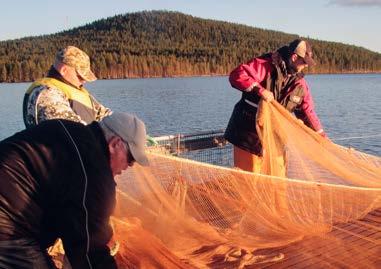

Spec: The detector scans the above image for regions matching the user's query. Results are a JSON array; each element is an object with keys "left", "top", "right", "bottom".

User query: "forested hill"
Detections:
[{"left": 1, "top": 10, "right": 381, "bottom": 82}]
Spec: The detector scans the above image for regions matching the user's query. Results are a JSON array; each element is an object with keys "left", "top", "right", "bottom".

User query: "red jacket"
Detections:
[{"left": 229, "top": 55, "right": 323, "bottom": 132}]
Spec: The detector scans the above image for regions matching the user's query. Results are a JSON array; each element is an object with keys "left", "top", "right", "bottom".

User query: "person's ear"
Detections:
[
  {"left": 108, "top": 136, "right": 121, "bottom": 154},
  {"left": 61, "top": 65, "right": 70, "bottom": 76},
  {"left": 54, "top": 62, "right": 67, "bottom": 75},
  {"left": 291, "top": 53, "right": 298, "bottom": 63}
]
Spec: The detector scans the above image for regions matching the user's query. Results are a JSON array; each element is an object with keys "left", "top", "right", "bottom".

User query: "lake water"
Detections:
[{"left": 0, "top": 74, "right": 380, "bottom": 156}]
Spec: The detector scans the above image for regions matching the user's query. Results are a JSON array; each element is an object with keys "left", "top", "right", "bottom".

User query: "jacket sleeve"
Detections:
[
  {"left": 294, "top": 81, "right": 324, "bottom": 133},
  {"left": 90, "top": 95, "right": 113, "bottom": 121},
  {"left": 58, "top": 167, "right": 117, "bottom": 268},
  {"left": 59, "top": 202, "right": 117, "bottom": 269},
  {"left": 229, "top": 58, "right": 270, "bottom": 95}
]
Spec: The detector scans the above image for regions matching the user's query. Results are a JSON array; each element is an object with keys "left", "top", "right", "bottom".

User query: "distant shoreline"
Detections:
[
  {"left": 1, "top": 71, "right": 381, "bottom": 84},
  {"left": 2, "top": 11, "right": 380, "bottom": 84}
]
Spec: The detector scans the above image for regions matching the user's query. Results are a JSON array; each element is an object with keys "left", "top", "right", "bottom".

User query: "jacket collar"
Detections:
[{"left": 47, "top": 66, "right": 83, "bottom": 90}]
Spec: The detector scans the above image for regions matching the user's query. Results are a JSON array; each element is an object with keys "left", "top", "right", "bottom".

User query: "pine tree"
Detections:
[
  {"left": 0, "top": 10, "right": 380, "bottom": 82},
  {"left": 0, "top": 64, "right": 7, "bottom": 82}
]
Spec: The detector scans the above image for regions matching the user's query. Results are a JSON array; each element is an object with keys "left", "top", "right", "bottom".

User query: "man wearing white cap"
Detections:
[
  {"left": 23, "top": 46, "right": 112, "bottom": 128},
  {"left": 0, "top": 112, "right": 148, "bottom": 268}
]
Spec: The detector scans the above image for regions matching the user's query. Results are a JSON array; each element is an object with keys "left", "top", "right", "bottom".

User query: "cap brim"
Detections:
[
  {"left": 304, "top": 56, "right": 316, "bottom": 66},
  {"left": 77, "top": 69, "right": 97, "bottom": 82},
  {"left": 129, "top": 143, "right": 150, "bottom": 166}
]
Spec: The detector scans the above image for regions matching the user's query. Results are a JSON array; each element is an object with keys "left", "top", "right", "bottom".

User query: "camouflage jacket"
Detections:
[{"left": 23, "top": 67, "right": 112, "bottom": 128}]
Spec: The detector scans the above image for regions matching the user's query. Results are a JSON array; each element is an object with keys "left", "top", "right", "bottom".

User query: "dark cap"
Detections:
[{"left": 288, "top": 39, "right": 316, "bottom": 66}]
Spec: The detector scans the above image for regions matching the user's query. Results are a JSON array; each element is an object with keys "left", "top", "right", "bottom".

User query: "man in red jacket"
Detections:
[{"left": 225, "top": 39, "right": 326, "bottom": 172}]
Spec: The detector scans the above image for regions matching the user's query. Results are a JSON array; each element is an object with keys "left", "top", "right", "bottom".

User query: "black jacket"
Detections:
[{"left": 0, "top": 120, "right": 117, "bottom": 268}]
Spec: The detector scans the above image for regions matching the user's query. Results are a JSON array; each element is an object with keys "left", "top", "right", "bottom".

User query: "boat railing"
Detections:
[
  {"left": 148, "top": 129, "right": 233, "bottom": 167},
  {"left": 148, "top": 129, "right": 381, "bottom": 167}
]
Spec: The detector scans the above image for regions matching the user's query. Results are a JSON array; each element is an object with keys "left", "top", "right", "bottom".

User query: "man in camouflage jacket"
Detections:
[{"left": 23, "top": 46, "right": 112, "bottom": 128}]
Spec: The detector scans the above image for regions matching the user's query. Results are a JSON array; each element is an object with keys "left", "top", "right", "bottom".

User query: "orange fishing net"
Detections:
[
  {"left": 53, "top": 101, "right": 381, "bottom": 268},
  {"left": 112, "top": 101, "right": 381, "bottom": 268}
]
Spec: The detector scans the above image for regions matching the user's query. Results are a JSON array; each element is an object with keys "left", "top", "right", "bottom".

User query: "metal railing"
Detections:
[
  {"left": 148, "top": 129, "right": 381, "bottom": 168},
  {"left": 148, "top": 129, "right": 233, "bottom": 167}
]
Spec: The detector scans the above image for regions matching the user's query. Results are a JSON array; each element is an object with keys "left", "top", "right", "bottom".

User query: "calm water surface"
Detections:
[{"left": 0, "top": 74, "right": 380, "bottom": 156}]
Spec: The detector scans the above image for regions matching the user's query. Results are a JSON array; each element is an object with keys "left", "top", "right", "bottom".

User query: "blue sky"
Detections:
[{"left": 0, "top": 0, "right": 380, "bottom": 52}]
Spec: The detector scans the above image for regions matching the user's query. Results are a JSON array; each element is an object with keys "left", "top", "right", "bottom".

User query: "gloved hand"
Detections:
[
  {"left": 260, "top": 89, "right": 274, "bottom": 102},
  {"left": 146, "top": 135, "right": 158, "bottom": 146},
  {"left": 317, "top": 130, "right": 331, "bottom": 142},
  {"left": 317, "top": 129, "right": 327, "bottom": 138}
]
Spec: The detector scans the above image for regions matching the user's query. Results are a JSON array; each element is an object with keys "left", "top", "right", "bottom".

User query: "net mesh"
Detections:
[
  {"left": 55, "top": 101, "right": 381, "bottom": 268},
  {"left": 112, "top": 101, "right": 381, "bottom": 268}
]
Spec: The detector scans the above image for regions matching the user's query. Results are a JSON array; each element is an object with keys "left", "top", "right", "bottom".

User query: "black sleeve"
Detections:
[
  {"left": 57, "top": 121, "right": 118, "bottom": 268},
  {"left": 58, "top": 198, "right": 117, "bottom": 269},
  {"left": 57, "top": 166, "right": 117, "bottom": 268}
]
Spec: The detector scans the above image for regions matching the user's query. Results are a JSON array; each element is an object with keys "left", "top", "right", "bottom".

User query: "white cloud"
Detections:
[{"left": 329, "top": 0, "right": 381, "bottom": 6}]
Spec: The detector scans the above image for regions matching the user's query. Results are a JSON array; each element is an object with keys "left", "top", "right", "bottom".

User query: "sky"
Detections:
[{"left": 0, "top": 0, "right": 380, "bottom": 53}]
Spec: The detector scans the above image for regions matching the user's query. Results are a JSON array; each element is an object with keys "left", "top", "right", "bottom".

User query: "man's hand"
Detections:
[
  {"left": 317, "top": 129, "right": 327, "bottom": 138},
  {"left": 317, "top": 129, "right": 331, "bottom": 141},
  {"left": 260, "top": 90, "right": 274, "bottom": 102}
]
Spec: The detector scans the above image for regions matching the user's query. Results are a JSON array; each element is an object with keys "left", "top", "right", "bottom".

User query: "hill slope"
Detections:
[{"left": 1, "top": 10, "right": 380, "bottom": 82}]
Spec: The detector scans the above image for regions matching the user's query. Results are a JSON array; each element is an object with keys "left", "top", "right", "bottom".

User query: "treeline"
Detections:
[{"left": 1, "top": 10, "right": 381, "bottom": 82}]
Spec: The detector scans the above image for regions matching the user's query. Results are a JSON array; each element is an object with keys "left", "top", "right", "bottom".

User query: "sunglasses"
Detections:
[
  {"left": 75, "top": 69, "right": 86, "bottom": 83},
  {"left": 125, "top": 143, "right": 136, "bottom": 165},
  {"left": 297, "top": 55, "right": 308, "bottom": 65}
]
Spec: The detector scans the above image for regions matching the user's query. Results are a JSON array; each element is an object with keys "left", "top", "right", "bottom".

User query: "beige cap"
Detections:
[
  {"left": 288, "top": 39, "right": 316, "bottom": 66},
  {"left": 55, "top": 46, "right": 97, "bottom": 82},
  {"left": 101, "top": 112, "right": 149, "bottom": 166}
]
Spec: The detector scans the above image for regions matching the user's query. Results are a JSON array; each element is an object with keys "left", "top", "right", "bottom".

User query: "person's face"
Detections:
[
  {"left": 108, "top": 136, "right": 136, "bottom": 177},
  {"left": 58, "top": 64, "right": 87, "bottom": 88},
  {"left": 69, "top": 67, "right": 87, "bottom": 87},
  {"left": 290, "top": 53, "right": 308, "bottom": 73}
]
